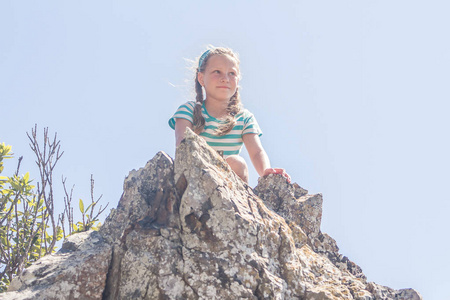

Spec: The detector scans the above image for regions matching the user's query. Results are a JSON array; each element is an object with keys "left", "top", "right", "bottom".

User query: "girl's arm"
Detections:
[
  {"left": 243, "top": 134, "right": 291, "bottom": 182},
  {"left": 174, "top": 118, "right": 193, "bottom": 147},
  {"left": 242, "top": 133, "right": 270, "bottom": 176}
]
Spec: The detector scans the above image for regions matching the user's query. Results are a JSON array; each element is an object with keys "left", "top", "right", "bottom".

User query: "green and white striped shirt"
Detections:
[{"left": 169, "top": 101, "right": 262, "bottom": 158}]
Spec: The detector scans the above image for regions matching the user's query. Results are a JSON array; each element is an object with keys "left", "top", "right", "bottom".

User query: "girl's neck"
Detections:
[{"left": 204, "top": 98, "right": 229, "bottom": 119}]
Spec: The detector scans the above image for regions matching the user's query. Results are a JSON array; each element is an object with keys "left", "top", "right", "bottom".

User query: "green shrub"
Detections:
[{"left": 0, "top": 126, "right": 108, "bottom": 292}]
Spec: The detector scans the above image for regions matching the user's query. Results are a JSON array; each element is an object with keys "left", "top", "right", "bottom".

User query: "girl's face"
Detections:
[{"left": 198, "top": 54, "right": 240, "bottom": 102}]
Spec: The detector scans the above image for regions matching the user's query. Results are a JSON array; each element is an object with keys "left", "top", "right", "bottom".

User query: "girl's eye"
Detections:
[
  {"left": 229, "top": 72, "right": 236, "bottom": 76},
  {"left": 214, "top": 70, "right": 220, "bottom": 74}
]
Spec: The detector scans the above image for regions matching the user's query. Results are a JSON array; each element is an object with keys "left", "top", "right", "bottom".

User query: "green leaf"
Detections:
[
  {"left": 79, "top": 199, "right": 84, "bottom": 214},
  {"left": 85, "top": 203, "right": 94, "bottom": 213}
]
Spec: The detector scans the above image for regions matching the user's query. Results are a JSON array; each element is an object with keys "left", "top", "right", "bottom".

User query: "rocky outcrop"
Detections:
[
  {"left": 1, "top": 128, "right": 422, "bottom": 299},
  {"left": 254, "top": 175, "right": 365, "bottom": 280},
  {"left": 4, "top": 231, "right": 111, "bottom": 300}
]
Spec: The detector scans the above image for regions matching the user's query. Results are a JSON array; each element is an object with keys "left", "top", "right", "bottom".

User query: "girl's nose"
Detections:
[{"left": 221, "top": 74, "right": 229, "bottom": 82}]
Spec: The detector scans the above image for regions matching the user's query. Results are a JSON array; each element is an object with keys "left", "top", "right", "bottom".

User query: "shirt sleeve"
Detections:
[
  {"left": 242, "top": 110, "right": 263, "bottom": 137},
  {"left": 168, "top": 102, "right": 195, "bottom": 130}
]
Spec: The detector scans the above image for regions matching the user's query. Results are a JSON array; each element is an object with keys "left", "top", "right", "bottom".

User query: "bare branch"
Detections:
[
  {"left": 14, "top": 156, "right": 23, "bottom": 177},
  {"left": 61, "top": 176, "right": 74, "bottom": 236}
]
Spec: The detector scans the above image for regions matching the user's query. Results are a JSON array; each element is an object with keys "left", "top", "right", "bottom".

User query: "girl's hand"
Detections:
[{"left": 263, "top": 168, "right": 291, "bottom": 183}]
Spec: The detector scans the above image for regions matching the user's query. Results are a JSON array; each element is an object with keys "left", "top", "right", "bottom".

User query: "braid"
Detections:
[
  {"left": 193, "top": 71, "right": 206, "bottom": 134},
  {"left": 215, "top": 88, "right": 242, "bottom": 136}
]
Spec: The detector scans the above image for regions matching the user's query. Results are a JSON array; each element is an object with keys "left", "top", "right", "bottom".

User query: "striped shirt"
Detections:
[{"left": 169, "top": 101, "right": 262, "bottom": 158}]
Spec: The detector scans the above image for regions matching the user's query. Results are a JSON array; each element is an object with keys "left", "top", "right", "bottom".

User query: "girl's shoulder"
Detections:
[
  {"left": 236, "top": 107, "right": 256, "bottom": 121},
  {"left": 173, "top": 101, "right": 197, "bottom": 114},
  {"left": 179, "top": 101, "right": 196, "bottom": 110}
]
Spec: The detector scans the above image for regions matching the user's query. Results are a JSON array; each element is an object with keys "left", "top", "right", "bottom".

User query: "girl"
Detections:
[{"left": 169, "top": 46, "right": 290, "bottom": 184}]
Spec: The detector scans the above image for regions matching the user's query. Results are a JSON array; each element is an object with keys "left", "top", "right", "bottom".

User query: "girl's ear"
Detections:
[{"left": 197, "top": 72, "right": 204, "bottom": 87}]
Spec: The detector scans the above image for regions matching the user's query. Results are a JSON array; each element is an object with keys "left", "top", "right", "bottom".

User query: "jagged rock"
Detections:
[
  {"left": 254, "top": 175, "right": 365, "bottom": 279},
  {"left": 2, "top": 128, "right": 422, "bottom": 299},
  {"left": 366, "top": 283, "right": 423, "bottom": 300},
  {"left": 2, "top": 231, "right": 111, "bottom": 300}
]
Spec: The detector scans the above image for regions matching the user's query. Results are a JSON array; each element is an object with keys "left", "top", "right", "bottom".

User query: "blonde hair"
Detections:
[{"left": 193, "top": 47, "right": 242, "bottom": 136}]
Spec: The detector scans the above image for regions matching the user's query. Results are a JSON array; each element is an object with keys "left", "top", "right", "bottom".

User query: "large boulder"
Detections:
[
  {"left": 2, "top": 128, "right": 422, "bottom": 300},
  {"left": 4, "top": 231, "right": 111, "bottom": 300}
]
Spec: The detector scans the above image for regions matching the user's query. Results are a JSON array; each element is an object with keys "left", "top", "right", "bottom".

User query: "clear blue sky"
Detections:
[{"left": 1, "top": 1, "right": 449, "bottom": 299}]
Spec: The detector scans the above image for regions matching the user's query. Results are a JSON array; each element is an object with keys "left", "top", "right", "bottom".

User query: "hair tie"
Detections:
[
  {"left": 198, "top": 49, "right": 211, "bottom": 70},
  {"left": 195, "top": 101, "right": 202, "bottom": 106}
]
